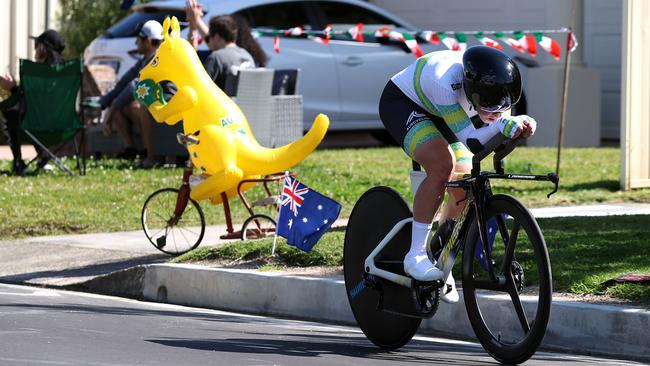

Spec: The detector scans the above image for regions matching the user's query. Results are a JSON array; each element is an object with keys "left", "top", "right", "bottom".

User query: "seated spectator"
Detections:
[
  {"left": 97, "top": 20, "right": 164, "bottom": 169},
  {"left": 185, "top": 1, "right": 255, "bottom": 89},
  {"left": 0, "top": 29, "right": 65, "bottom": 175}
]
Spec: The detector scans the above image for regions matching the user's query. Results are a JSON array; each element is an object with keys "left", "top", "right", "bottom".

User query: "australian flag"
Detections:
[
  {"left": 277, "top": 176, "right": 341, "bottom": 252},
  {"left": 475, "top": 216, "right": 498, "bottom": 271}
]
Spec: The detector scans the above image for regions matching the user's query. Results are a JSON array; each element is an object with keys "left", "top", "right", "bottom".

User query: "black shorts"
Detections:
[{"left": 378, "top": 80, "right": 446, "bottom": 158}]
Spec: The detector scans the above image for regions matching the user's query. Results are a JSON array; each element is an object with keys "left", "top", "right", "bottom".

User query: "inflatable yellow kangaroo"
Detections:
[{"left": 137, "top": 17, "right": 329, "bottom": 203}]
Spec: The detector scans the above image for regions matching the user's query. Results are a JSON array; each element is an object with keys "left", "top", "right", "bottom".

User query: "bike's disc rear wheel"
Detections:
[
  {"left": 344, "top": 186, "right": 421, "bottom": 350},
  {"left": 462, "top": 194, "right": 552, "bottom": 364},
  {"left": 142, "top": 188, "right": 206, "bottom": 255}
]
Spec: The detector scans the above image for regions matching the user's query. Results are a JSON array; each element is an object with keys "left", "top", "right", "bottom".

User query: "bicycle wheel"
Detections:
[
  {"left": 462, "top": 194, "right": 552, "bottom": 364},
  {"left": 141, "top": 188, "right": 206, "bottom": 255},
  {"left": 241, "top": 214, "right": 276, "bottom": 240},
  {"left": 344, "top": 186, "right": 421, "bottom": 350}
]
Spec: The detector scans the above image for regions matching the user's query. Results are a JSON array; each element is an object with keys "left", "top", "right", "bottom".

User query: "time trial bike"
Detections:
[{"left": 344, "top": 134, "right": 559, "bottom": 364}]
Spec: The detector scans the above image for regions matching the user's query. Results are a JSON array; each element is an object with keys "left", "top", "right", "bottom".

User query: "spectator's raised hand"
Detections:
[
  {"left": 0, "top": 73, "right": 16, "bottom": 91},
  {"left": 185, "top": 0, "right": 203, "bottom": 27}
]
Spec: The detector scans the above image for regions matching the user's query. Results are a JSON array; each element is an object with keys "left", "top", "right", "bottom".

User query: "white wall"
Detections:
[
  {"left": 584, "top": 0, "right": 622, "bottom": 141},
  {"left": 620, "top": 0, "right": 650, "bottom": 189},
  {"left": 1, "top": 0, "right": 61, "bottom": 80}
]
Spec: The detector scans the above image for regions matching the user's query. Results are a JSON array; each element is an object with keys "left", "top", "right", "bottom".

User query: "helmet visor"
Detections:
[
  {"left": 477, "top": 95, "right": 513, "bottom": 113},
  {"left": 474, "top": 86, "right": 515, "bottom": 113}
]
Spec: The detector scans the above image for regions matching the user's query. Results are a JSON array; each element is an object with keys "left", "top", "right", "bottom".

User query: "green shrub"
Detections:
[{"left": 56, "top": 0, "right": 131, "bottom": 58}]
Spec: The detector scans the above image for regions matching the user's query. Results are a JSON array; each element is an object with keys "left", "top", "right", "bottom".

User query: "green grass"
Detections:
[
  {"left": 174, "top": 216, "right": 650, "bottom": 303},
  {"left": 0, "top": 146, "right": 649, "bottom": 240},
  {"left": 172, "top": 229, "right": 345, "bottom": 268},
  {"left": 1, "top": 147, "right": 649, "bottom": 302},
  {"left": 540, "top": 215, "right": 650, "bottom": 302}
]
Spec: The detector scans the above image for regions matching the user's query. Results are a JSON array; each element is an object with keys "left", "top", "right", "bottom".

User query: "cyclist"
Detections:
[{"left": 379, "top": 45, "right": 536, "bottom": 303}]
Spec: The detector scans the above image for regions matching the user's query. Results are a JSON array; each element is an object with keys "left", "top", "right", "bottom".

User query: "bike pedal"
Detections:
[{"left": 156, "top": 235, "right": 167, "bottom": 249}]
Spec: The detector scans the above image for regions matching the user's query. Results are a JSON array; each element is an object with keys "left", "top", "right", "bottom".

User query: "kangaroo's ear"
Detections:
[
  {"left": 162, "top": 17, "right": 172, "bottom": 47},
  {"left": 171, "top": 16, "right": 181, "bottom": 38}
]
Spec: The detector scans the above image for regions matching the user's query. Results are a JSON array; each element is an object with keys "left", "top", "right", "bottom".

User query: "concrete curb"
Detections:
[{"left": 140, "top": 263, "right": 650, "bottom": 362}]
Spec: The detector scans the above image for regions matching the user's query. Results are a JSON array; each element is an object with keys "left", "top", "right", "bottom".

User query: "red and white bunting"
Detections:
[
  {"left": 475, "top": 32, "right": 503, "bottom": 50},
  {"left": 515, "top": 32, "right": 538, "bottom": 57},
  {"left": 439, "top": 33, "right": 460, "bottom": 51},
  {"left": 257, "top": 26, "right": 574, "bottom": 62},
  {"left": 285, "top": 26, "right": 303, "bottom": 36},
  {"left": 568, "top": 31, "right": 579, "bottom": 53},
  {"left": 495, "top": 32, "right": 525, "bottom": 53},
  {"left": 420, "top": 30, "right": 440, "bottom": 45},
  {"left": 535, "top": 32, "right": 561, "bottom": 60},
  {"left": 402, "top": 32, "right": 424, "bottom": 58},
  {"left": 308, "top": 25, "right": 332, "bottom": 45},
  {"left": 348, "top": 23, "right": 364, "bottom": 42}
]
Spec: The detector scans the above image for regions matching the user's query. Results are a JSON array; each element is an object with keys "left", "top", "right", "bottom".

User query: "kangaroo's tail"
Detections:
[{"left": 239, "top": 114, "right": 329, "bottom": 174}]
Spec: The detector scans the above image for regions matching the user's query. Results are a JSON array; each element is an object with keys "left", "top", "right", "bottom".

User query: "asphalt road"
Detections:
[{"left": 0, "top": 284, "right": 642, "bottom": 366}]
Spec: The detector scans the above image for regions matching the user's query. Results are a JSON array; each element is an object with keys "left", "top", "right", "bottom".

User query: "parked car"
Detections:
[{"left": 84, "top": 0, "right": 440, "bottom": 131}]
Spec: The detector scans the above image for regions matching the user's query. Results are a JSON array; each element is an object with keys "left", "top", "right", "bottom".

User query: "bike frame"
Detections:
[{"left": 364, "top": 135, "right": 559, "bottom": 289}]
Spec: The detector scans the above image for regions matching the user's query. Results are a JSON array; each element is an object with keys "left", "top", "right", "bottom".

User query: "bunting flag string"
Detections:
[{"left": 254, "top": 26, "right": 577, "bottom": 60}]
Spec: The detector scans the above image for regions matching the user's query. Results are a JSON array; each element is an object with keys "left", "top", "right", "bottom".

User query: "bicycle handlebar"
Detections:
[{"left": 471, "top": 134, "right": 524, "bottom": 176}]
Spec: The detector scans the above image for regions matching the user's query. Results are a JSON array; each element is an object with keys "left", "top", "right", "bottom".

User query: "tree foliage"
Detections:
[{"left": 56, "top": 0, "right": 131, "bottom": 58}]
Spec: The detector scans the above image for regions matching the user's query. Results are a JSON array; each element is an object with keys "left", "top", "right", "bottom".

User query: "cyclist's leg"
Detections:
[
  {"left": 407, "top": 138, "right": 453, "bottom": 281},
  {"left": 379, "top": 81, "right": 448, "bottom": 281},
  {"left": 436, "top": 146, "right": 472, "bottom": 302}
]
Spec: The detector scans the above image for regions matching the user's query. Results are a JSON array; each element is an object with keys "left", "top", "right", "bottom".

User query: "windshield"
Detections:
[{"left": 104, "top": 9, "right": 186, "bottom": 38}]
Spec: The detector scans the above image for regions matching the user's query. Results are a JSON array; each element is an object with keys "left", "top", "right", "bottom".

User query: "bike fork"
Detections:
[{"left": 170, "top": 163, "right": 193, "bottom": 225}]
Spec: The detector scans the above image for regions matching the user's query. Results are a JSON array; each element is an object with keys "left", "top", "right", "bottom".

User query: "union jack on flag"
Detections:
[
  {"left": 277, "top": 176, "right": 342, "bottom": 252},
  {"left": 281, "top": 176, "right": 309, "bottom": 216}
]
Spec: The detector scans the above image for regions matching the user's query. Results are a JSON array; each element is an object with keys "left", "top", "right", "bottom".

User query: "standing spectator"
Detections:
[
  {"left": 0, "top": 30, "right": 65, "bottom": 175},
  {"left": 96, "top": 20, "right": 165, "bottom": 168},
  {"left": 232, "top": 14, "right": 267, "bottom": 67},
  {"left": 185, "top": 1, "right": 256, "bottom": 89}
]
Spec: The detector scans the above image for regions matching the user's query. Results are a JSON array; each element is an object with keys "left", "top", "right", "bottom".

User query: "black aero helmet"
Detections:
[{"left": 462, "top": 45, "right": 521, "bottom": 113}]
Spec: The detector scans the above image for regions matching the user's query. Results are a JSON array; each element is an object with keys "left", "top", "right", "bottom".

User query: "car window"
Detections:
[
  {"left": 319, "top": 2, "right": 396, "bottom": 26},
  {"left": 316, "top": 2, "right": 406, "bottom": 42},
  {"left": 104, "top": 9, "right": 186, "bottom": 38},
  {"left": 235, "top": 2, "right": 313, "bottom": 30}
]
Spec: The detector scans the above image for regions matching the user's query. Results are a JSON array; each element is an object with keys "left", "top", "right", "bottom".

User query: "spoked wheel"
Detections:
[
  {"left": 344, "top": 186, "right": 421, "bottom": 350},
  {"left": 241, "top": 214, "right": 276, "bottom": 240},
  {"left": 462, "top": 194, "right": 552, "bottom": 364},
  {"left": 141, "top": 188, "right": 206, "bottom": 255}
]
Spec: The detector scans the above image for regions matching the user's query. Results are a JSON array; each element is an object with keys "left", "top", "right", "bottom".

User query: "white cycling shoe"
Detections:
[
  {"left": 441, "top": 273, "right": 459, "bottom": 304},
  {"left": 404, "top": 251, "right": 444, "bottom": 282}
]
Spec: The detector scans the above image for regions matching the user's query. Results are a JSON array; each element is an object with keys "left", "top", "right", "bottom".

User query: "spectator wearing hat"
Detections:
[
  {"left": 97, "top": 20, "right": 166, "bottom": 168},
  {"left": 0, "top": 29, "right": 66, "bottom": 175}
]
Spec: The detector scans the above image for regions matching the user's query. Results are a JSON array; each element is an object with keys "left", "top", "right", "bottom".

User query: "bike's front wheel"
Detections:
[
  {"left": 141, "top": 188, "right": 206, "bottom": 255},
  {"left": 462, "top": 194, "right": 552, "bottom": 364}
]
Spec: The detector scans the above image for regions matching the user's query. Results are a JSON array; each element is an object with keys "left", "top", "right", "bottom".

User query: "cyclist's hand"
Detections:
[
  {"left": 499, "top": 115, "right": 536, "bottom": 139},
  {"left": 513, "top": 115, "right": 536, "bottom": 138}
]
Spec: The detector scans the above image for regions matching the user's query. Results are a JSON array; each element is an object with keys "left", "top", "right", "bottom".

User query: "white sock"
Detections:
[
  {"left": 411, "top": 220, "right": 432, "bottom": 251},
  {"left": 404, "top": 220, "right": 444, "bottom": 281}
]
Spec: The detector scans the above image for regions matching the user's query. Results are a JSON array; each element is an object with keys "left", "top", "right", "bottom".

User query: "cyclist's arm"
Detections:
[{"left": 457, "top": 115, "right": 537, "bottom": 153}]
